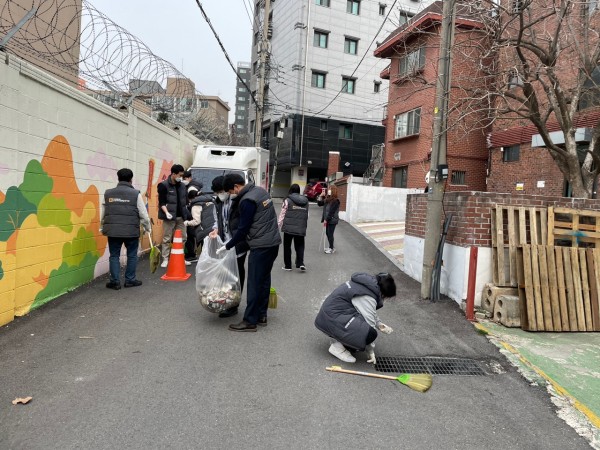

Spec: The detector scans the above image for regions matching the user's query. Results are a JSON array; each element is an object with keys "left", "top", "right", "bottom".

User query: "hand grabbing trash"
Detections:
[
  {"left": 366, "top": 343, "right": 376, "bottom": 364},
  {"left": 378, "top": 323, "right": 393, "bottom": 334},
  {"left": 165, "top": 212, "right": 173, "bottom": 220},
  {"left": 216, "top": 245, "right": 227, "bottom": 254}
]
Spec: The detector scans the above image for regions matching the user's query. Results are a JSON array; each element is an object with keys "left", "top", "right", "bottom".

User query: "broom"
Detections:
[{"left": 326, "top": 365, "right": 432, "bottom": 393}]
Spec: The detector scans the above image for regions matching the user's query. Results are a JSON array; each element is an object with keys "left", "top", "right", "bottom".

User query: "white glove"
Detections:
[
  {"left": 183, "top": 220, "right": 189, "bottom": 227},
  {"left": 216, "top": 245, "right": 227, "bottom": 254},
  {"left": 366, "top": 343, "right": 376, "bottom": 364},
  {"left": 378, "top": 323, "right": 393, "bottom": 334},
  {"left": 165, "top": 212, "right": 173, "bottom": 220}
]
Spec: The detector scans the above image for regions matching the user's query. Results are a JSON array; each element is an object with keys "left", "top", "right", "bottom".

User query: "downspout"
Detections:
[{"left": 299, "top": 0, "right": 311, "bottom": 166}]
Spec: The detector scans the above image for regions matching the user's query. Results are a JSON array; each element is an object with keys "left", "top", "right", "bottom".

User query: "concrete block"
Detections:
[
  {"left": 481, "top": 283, "right": 518, "bottom": 314},
  {"left": 493, "top": 295, "right": 521, "bottom": 328}
]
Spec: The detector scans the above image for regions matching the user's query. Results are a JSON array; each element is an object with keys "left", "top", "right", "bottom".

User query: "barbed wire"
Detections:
[{"left": 0, "top": 0, "right": 230, "bottom": 140}]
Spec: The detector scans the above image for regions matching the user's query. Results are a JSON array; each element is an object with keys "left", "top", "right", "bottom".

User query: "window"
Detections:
[
  {"left": 199, "top": 100, "right": 209, "bottom": 109},
  {"left": 508, "top": 69, "right": 523, "bottom": 88},
  {"left": 397, "top": 11, "right": 412, "bottom": 26},
  {"left": 503, "top": 145, "right": 520, "bottom": 162},
  {"left": 451, "top": 170, "right": 466, "bottom": 185},
  {"left": 379, "top": 3, "right": 387, "bottom": 15},
  {"left": 374, "top": 81, "right": 381, "bottom": 93},
  {"left": 320, "top": 120, "right": 328, "bottom": 131},
  {"left": 237, "top": 124, "right": 244, "bottom": 129},
  {"left": 316, "top": 0, "right": 330, "bottom": 6},
  {"left": 239, "top": 69, "right": 247, "bottom": 74},
  {"left": 254, "top": 32, "right": 259, "bottom": 46},
  {"left": 250, "top": 120, "right": 255, "bottom": 131},
  {"left": 314, "top": 30, "right": 329, "bottom": 48},
  {"left": 399, "top": 47, "right": 425, "bottom": 77},
  {"left": 311, "top": 71, "right": 326, "bottom": 88},
  {"left": 238, "top": 87, "right": 247, "bottom": 92},
  {"left": 238, "top": 115, "right": 245, "bottom": 120},
  {"left": 393, "top": 167, "right": 408, "bottom": 188},
  {"left": 339, "top": 124, "right": 353, "bottom": 139},
  {"left": 238, "top": 96, "right": 245, "bottom": 101},
  {"left": 579, "top": 66, "right": 600, "bottom": 110},
  {"left": 342, "top": 77, "right": 356, "bottom": 94},
  {"left": 344, "top": 37, "right": 358, "bottom": 55},
  {"left": 253, "top": 61, "right": 258, "bottom": 74},
  {"left": 347, "top": 0, "right": 360, "bottom": 15},
  {"left": 239, "top": 105, "right": 246, "bottom": 111},
  {"left": 394, "top": 108, "right": 421, "bottom": 138},
  {"left": 512, "top": 0, "right": 524, "bottom": 13}
]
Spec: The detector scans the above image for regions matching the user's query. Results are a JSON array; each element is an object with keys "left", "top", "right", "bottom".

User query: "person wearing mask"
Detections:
[
  {"left": 278, "top": 184, "right": 309, "bottom": 271},
  {"left": 314, "top": 272, "right": 397, "bottom": 363},
  {"left": 209, "top": 175, "right": 249, "bottom": 318},
  {"left": 216, "top": 174, "right": 281, "bottom": 331},
  {"left": 318, "top": 184, "right": 340, "bottom": 254},
  {"left": 157, "top": 164, "right": 191, "bottom": 268},
  {"left": 183, "top": 170, "right": 203, "bottom": 192},
  {"left": 184, "top": 186, "right": 215, "bottom": 260},
  {"left": 101, "top": 168, "right": 151, "bottom": 290}
]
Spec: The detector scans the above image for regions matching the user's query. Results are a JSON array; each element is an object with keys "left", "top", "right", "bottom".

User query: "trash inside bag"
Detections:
[{"left": 196, "top": 236, "right": 241, "bottom": 313}]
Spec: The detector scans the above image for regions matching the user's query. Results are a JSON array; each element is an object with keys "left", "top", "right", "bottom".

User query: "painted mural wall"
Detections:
[{"left": 0, "top": 55, "right": 200, "bottom": 326}]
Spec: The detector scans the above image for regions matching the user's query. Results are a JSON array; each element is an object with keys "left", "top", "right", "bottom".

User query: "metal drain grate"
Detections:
[{"left": 375, "top": 357, "right": 487, "bottom": 376}]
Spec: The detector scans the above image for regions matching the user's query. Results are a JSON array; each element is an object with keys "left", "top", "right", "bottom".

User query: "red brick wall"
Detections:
[
  {"left": 406, "top": 191, "right": 600, "bottom": 247},
  {"left": 332, "top": 177, "right": 349, "bottom": 212},
  {"left": 382, "top": 27, "right": 489, "bottom": 192},
  {"left": 327, "top": 152, "right": 340, "bottom": 178},
  {"left": 487, "top": 144, "right": 565, "bottom": 196}
]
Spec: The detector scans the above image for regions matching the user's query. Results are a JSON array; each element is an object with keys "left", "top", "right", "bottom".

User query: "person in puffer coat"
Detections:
[
  {"left": 315, "top": 272, "right": 396, "bottom": 364},
  {"left": 278, "top": 184, "right": 309, "bottom": 271}
]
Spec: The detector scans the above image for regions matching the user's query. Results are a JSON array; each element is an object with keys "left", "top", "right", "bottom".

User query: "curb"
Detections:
[
  {"left": 350, "top": 222, "right": 405, "bottom": 272},
  {"left": 473, "top": 322, "right": 600, "bottom": 430}
]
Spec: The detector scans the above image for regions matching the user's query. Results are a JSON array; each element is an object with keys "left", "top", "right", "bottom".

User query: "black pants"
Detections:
[
  {"left": 185, "top": 225, "right": 196, "bottom": 258},
  {"left": 243, "top": 245, "right": 279, "bottom": 325},
  {"left": 283, "top": 233, "right": 305, "bottom": 268},
  {"left": 326, "top": 223, "right": 337, "bottom": 249},
  {"left": 237, "top": 252, "right": 247, "bottom": 294}
]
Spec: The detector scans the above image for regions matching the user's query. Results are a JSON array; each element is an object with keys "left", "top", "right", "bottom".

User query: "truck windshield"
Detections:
[{"left": 190, "top": 168, "right": 245, "bottom": 193}]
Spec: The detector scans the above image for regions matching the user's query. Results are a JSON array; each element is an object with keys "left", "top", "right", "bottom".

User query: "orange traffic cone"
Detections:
[{"left": 161, "top": 229, "right": 191, "bottom": 281}]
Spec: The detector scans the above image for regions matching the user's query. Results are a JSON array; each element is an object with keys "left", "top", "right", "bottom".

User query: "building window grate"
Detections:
[
  {"left": 375, "top": 356, "right": 487, "bottom": 376},
  {"left": 451, "top": 170, "right": 466, "bottom": 185}
]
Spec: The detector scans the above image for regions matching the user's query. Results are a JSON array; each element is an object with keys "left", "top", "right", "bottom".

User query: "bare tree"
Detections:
[
  {"left": 184, "top": 108, "right": 230, "bottom": 145},
  {"left": 461, "top": 0, "right": 600, "bottom": 198}
]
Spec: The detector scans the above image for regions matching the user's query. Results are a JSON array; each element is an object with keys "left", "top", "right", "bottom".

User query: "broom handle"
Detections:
[
  {"left": 326, "top": 366, "right": 398, "bottom": 380},
  {"left": 147, "top": 231, "right": 154, "bottom": 249}
]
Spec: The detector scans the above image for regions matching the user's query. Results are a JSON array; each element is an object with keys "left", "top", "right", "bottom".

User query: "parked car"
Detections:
[{"left": 305, "top": 181, "right": 327, "bottom": 201}]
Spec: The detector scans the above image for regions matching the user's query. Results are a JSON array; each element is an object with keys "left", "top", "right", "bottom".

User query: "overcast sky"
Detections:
[{"left": 91, "top": 0, "right": 253, "bottom": 119}]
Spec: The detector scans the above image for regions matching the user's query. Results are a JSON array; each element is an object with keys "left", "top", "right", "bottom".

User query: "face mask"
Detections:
[
  {"left": 217, "top": 193, "right": 229, "bottom": 202},
  {"left": 182, "top": 180, "right": 190, "bottom": 186},
  {"left": 175, "top": 177, "right": 183, "bottom": 183},
  {"left": 230, "top": 193, "right": 238, "bottom": 200}
]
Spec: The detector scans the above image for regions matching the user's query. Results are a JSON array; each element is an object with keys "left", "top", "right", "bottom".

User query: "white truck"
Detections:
[{"left": 189, "top": 145, "right": 270, "bottom": 192}]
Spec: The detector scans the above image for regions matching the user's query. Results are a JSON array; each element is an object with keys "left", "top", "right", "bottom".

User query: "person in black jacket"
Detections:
[
  {"left": 184, "top": 187, "right": 215, "bottom": 260},
  {"left": 318, "top": 184, "right": 340, "bottom": 254},
  {"left": 315, "top": 272, "right": 396, "bottom": 364},
  {"left": 278, "top": 184, "right": 309, "bottom": 271},
  {"left": 101, "top": 168, "right": 151, "bottom": 289},
  {"left": 209, "top": 175, "right": 249, "bottom": 318}
]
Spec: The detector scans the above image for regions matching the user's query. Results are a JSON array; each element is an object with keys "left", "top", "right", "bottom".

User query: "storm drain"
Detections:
[{"left": 375, "top": 357, "right": 487, "bottom": 376}]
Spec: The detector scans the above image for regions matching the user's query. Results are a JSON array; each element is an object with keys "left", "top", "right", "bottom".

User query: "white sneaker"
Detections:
[
  {"left": 324, "top": 248, "right": 331, "bottom": 254},
  {"left": 160, "top": 259, "right": 168, "bottom": 268},
  {"left": 330, "top": 248, "right": 336, "bottom": 254},
  {"left": 328, "top": 342, "right": 356, "bottom": 363}
]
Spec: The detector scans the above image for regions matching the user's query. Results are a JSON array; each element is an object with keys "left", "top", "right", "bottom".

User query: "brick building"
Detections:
[
  {"left": 374, "top": 2, "right": 489, "bottom": 192},
  {"left": 486, "top": 1, "right": 600, "bottom": 198}
]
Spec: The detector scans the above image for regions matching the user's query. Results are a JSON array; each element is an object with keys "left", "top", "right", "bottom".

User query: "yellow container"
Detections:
[{"left": 268, "top": 287, "right": 278, "bottom": 309}]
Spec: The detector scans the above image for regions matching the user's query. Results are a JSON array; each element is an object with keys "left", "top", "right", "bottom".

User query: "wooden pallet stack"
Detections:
[{"left": 491, "top": 205, "right": 600, "bottom": 332}]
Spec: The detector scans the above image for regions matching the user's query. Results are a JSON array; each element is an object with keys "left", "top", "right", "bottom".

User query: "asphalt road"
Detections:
[{"left": 0, "top": 202, "right": 590, "bottom": 449}]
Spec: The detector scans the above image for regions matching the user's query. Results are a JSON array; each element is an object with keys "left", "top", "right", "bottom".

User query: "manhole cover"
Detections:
[{"left": 375, "top": 357, "right": 487, "bottom": 376}]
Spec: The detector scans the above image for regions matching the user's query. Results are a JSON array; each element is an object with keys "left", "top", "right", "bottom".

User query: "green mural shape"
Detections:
[
  {"left": 37, "top": 193, "right": 73, "bottom": 233},
  {"left": 19, "top": 160, "right": 53, "bottom": 207},
  {"left": 0, "top": 186, "right": 37, "bottom": 242},
  {"left": 32, "top": 251, "right": 99, "bottom": 310},
  {"left": 62, "top": 227, "right": 99, "bottom": 266},
  {"left": 0, "top": 259, "right": 3, "bottom": 281}
]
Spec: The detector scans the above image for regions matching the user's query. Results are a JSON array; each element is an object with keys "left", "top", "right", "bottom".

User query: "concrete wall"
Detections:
[
  {"left": 339, "top": 179, "right": 422, "bottom": 223},
  {"left": 0, "top": 53, "right": 200, "bottom": 326}
]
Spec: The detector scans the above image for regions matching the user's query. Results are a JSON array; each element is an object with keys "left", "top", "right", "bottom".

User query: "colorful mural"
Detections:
[{"left": 0, "top": 136, "right": 105, "bottom": 324}]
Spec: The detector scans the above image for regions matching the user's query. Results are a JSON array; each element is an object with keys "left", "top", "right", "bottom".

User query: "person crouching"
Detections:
[{"left": 315, "top": 272, "right": 396, "bottom": 364}]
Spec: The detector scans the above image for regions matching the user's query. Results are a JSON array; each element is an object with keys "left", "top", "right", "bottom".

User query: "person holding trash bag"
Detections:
[
  {"left": 101, "top": 168, "right": 151, "bottom": 290},
  {"left": 157, "top": 164, "right": 191, "bottom": 268},
  {"left": 209, "top": 175, "right": 249, "bottom": 319},
  {"left": 278, "top": 184, "right": 309, "bottom": 271},
  {"left": 314, "top": 272, "right": 396, "bottom": 363},
  {"left": 215, "top": 173, "right": 281, "bottom": 332},
  {"left": 184, "top": 186, "right": 215, "bottom": 260},
  {"left": 318, "top": 185, "right": 340, "bottom": 254}
]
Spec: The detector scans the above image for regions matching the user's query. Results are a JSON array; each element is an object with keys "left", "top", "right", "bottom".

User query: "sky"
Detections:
[{"left": 90, "top": 0, "right": 254, "bottom": 121}]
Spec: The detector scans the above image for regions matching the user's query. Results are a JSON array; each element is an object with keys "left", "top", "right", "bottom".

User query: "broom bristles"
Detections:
[{"left": 397, "top": 373, "right": 432, "bottom": 393}]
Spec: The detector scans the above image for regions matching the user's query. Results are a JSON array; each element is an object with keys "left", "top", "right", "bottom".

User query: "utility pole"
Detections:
[
  {"left": 269, "top": 114, "right": 286, "bottom": 194},
  {"left": 421, "top": 0, "right": 456, "bottom": 299},
  {"left": 254, "top": 0, "right": 271, "bottom": 147}
]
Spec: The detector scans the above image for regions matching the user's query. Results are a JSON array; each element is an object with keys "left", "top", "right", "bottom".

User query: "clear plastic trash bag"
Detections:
[{"left": 196, "top": 236, "right": 241, "bottom": 313}]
